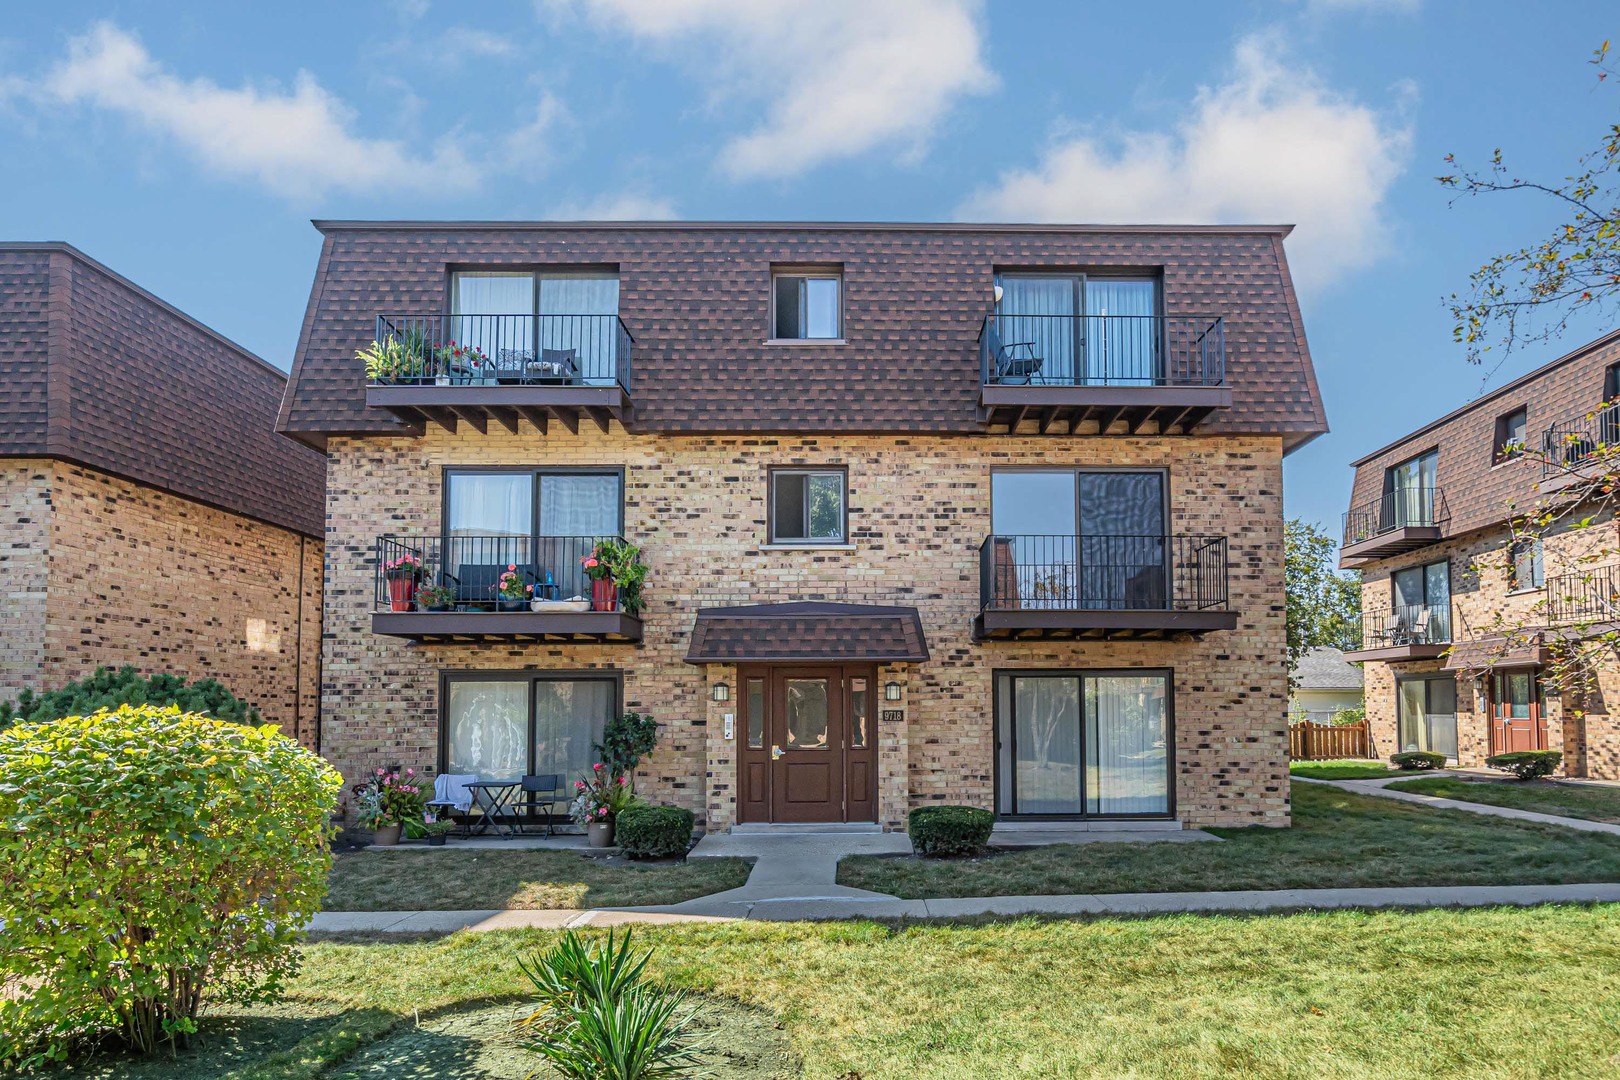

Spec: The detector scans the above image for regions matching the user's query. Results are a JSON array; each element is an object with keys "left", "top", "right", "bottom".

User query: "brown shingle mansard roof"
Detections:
[
  {"left": 685, "top": 602, "right": 930, "bottom": 664},
  {"left": 0, "top": 242, "right": 325, "bottom": 538},
  {"left": 276, "top": 220, "right": 1328, "bottom": 450}
]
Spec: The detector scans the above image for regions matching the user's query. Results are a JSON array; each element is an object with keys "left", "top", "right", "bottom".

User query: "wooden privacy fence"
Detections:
[{"left": 1289, "top": 719, "right": 1371, "bottom": 760}]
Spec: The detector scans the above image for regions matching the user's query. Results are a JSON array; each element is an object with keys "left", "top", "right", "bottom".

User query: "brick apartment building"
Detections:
[
  {"left": 277, "top": 221, "right": 1326, "bottom": 830},
  {"left": 1342, "top": 328, "right": 1620, "bottom": 779},
  {"left": 0, "top": 242, "right": 325, "bottom": 742}
]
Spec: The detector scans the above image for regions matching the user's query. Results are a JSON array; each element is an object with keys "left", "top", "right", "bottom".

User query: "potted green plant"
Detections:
[
  {"left": 570, "top": 763, "right": 638, "bottom": 847},
  {"left": 415, "top": 582, "right": 455, "bottom": 612},
  {"left": 580, "top": 539, "right": 647, "bottom": 614},
  {"left": 421, "top": 809, "right": 456, "bottom": 846},
  {"left": 352, "top": 767, "right": 427, "bottom": 846},
  {"left": 383, "top": 553, "right": 424, "bottom": 611},
  {"left": 493, "top": 565, "right": 530, "bottom": 612}
]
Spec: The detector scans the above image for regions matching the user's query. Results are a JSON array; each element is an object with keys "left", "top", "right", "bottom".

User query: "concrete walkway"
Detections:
[
  {"left": 308, "top": 880, "right": 1620, "bottom": 933},
  {"left": 1294, "top": 773, "right": 1620, "bottom": 836}
]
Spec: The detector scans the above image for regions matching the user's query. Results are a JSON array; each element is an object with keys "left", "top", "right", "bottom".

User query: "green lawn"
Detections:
[
  {"left": 1388, "top": 776, "right": 1620, "bottom": 824},
  {"left": 323, "top": 848, "right": 752, "bottom": 911},
  {"left": 1289, "top": 759, "right": 1398, "bottom": 780},
  {"left": 57, "top": 906, "right": 1620, "bottom": 1079},
  {"left": 837, "top": 781, "right": 1620, "bottom": 899}
]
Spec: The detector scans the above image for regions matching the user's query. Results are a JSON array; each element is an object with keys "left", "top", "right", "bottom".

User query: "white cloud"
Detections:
[
  {"left": 439, "top": 27, "right": 520, "bottom": 61},
  {"left": 957, "top": 34, "right": 1412, "bottom": 289},
  {"left": 547, "top": 192, "right": 680, "bottom": 219},
  {"left": 502, "top": 90, "right": 569, "bottom": 169},
  {"left": 566, "top": 0, "right": 995, "bottom": 179},
  {"left": 1306, "top": 0, "right": 1420, "bottom": 12},
  {"left": 24, "top": 22, "right": 479, "bottom": 199}
]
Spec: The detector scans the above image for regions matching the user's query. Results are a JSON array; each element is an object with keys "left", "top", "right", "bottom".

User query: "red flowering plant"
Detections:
[
  {"left": 435, "top": 339, "right": 488, "bottom": 377},
  {"left": 568, "top": 762, "right": 638, "bottom": 825},
  {"left": 383, "top": 553, "right": 424, "bottom": 580}
]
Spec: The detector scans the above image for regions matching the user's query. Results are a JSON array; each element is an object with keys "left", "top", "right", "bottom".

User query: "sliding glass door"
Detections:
[
  {"left": 996, "top": 671, "right": 1172, "bottom": 817},
  {"left": 994, "top": 274, "right": 1162, "bottom": 385},
  {"left": 444, "top": 673, "right": 617, "bottom": 786},
  {"left": 1397, "top": 676, "right": 1457, "bottom": 761},
  {"left": 1383, "top": 450, "right": 1438, "bottom": 530}
]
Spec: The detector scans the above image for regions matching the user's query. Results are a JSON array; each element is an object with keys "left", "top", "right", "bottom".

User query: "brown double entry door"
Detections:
[{"left": 737, "top": 665, "right": 877, "bottom": 824}]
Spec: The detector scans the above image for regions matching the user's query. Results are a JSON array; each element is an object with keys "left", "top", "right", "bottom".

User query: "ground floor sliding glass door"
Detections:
[
  {"left": 441, "top": 672, "right": 618, "bottom": 787},
  {"left": 994, "top": 670, "right": 1173, "bottom": 817},
  {"left": 1396, "top": 675, "right": 1458, "bottom": 761}
]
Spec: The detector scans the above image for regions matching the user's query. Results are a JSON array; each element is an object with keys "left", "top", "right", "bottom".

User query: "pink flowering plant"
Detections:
[
  {"left": 494, "top": 564, "right": 531, "bottom": 601},
  {"left": 568, "top": 762, "right": 639, "bottom": 825},
  {"left": 383, "top": 553, "right": 424, "bottom": 580},
  {"left": 351, "top": 767, "right": 427, "bottom": 829}
]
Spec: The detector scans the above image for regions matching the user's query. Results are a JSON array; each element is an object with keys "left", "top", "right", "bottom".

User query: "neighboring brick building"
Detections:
[
  {"left": 278, "top": 221, "right": 1326, "bottom": 829},
  {"left": 1342, "top": 328, "right": 1620, "bottom": 779},
  {"left": 0, "top": 242, "right": 325, "bottom": 743}
]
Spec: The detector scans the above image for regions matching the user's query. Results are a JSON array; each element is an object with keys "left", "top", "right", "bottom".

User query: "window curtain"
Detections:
[
  {"left": 1012, "top": 676, "right": 1083, "bottom": 814},
  {"left": 1084, "top": 279, "right": 1159, "bottom": 385},
  {"left": 534, "top": 680, "right": 614, "bottom": 783},
  {"left": 447, "top": 474, "right": 533, "bottom": 584},
  {"left": 997, "top": 276, "right": 1077, "bottom": 383},
  {"left": 1085, "top": 675, "right": 1168, "bottom": 814},
  {"left": 446, "top": 681, "right": 529, "bottom": 781},
  {"left": 539, "top": 275, "right": 620, "bottom": 384},
  {"left": 453, "top": 273, "right": 535, "bottom": 363},
  {"left": 539, "top": 474, "right": 621, "bottom": 596}
]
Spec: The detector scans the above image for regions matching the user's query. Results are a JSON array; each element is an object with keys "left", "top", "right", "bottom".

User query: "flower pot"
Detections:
[
  {"left": 373, "top": 823, "right": 402, "bottom": 847},
  {"left": 426, "top": 832, "right": 448, "bottom": 847},
  {"left": 587, "top": 821, "right": 615, "bottom": 848},
  {"left": 434, "top": 375, "right": 451, "bottom": 387},
  {"left": 387, "top": 577, "right": 416, "bottom": 612},
  {"left": 420, "top": 603, "right": 451, "bottom": 613},
  {"left": 497, "top": 598, "right": 525, "bottom": 613},
  {"left": 591, "top": 579, "right": 618, "bottom": 612}
]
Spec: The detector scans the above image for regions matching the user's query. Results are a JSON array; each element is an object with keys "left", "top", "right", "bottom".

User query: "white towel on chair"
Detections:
[{"left": 433, "top": 772, "right": 478, "bottom": 812}]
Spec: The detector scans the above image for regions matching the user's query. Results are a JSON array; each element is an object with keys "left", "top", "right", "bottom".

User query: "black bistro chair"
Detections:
[
  {"left": 985, "top": 319, "right": 1044, "bottom": 384},
  {"left": 516, "top": 773, "right": 568, "bottom": 835}
]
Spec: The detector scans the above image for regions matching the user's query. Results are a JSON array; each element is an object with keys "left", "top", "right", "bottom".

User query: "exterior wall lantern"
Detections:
[
  {"left": 884, "top": 681, "right": 903, "bottom": 702},
  {"left": 712, "top": 682, "right": 730, "bottom": 703}
]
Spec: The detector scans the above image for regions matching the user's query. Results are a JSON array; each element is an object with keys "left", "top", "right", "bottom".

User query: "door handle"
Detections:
[{"left": 771, "top": 745, "right": 784, "bottom": 760}]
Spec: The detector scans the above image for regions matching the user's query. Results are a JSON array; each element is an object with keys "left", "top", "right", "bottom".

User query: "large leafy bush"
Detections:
[
  {"left": 909, "top": 805, "right": 995, "bottom": 857},
  {"left": 0, "top": 705, "right": 341, "bottom": 1068},
  {"left": 1486, "top": 750, "right": 1562, "bottom": 781},
  {"left": 615, "top": 805, "right": 695, "bottom": 859},
  {"left": 0, "top": 665, "right": 260, "bottom": 729}
]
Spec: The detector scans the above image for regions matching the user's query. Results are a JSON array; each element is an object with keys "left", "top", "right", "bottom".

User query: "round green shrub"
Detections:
[
  {"left": 615, "top": 804, "right": 695, "bottom": 859},
  {"left": 0, "top": 705, "right": 341, "bottom": 1068},
  {"left": 1485, "top": 750, "right": 1562, "bottom": 781},
  {"left": 908, "top": 805, "right": 995, "bottom": 857},
  {"left": 1390, "top": 751, "right": 1447, "bottom": 771},
  {"left": 0, "top": 665, "right": 260, "bottom": 730}
]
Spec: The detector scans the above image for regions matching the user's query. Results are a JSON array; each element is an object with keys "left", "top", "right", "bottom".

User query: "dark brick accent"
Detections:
[
  {"left": 276, "top": 222, "right": 1327, "bottom": 449},
  {"left": 0, "top": 243, "right": 325, "bottom": 538}
]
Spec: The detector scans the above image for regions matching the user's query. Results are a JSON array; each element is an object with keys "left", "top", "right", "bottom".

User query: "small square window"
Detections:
[
  {"left": 769, "top": 468, "right": 847, "bottom": 544},
  {"left": 1494, "top": 407, "right": 1527, "bottom": 464},
  {"left": 772, "top": 270, "right": 842, "bottom": 339},
  {"left": 1509, "top": 539, "right": 1544, "bottom": 590}
]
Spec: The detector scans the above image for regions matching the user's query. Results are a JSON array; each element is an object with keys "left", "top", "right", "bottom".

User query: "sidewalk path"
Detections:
[
  {"left": 1294, "top": 773, "right": 1620, "bottom": 836},
  {"left": 309, "top": 881, "right": 1620, "bottom": 933}
]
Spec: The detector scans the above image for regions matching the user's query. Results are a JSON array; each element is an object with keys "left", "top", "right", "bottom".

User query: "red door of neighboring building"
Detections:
[{"left": 1491, "top": 671, "right": 1547, "bottom": 755}]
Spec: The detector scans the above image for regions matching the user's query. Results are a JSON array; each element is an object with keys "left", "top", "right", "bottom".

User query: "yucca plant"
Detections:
[{"left": 516, "top": 930, "right": 706, "bottom": 1080}]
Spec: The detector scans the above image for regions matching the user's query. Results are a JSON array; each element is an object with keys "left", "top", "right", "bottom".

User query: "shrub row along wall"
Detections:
[{"left": 0, "top": 459, "right": 322, "bottom": 744}]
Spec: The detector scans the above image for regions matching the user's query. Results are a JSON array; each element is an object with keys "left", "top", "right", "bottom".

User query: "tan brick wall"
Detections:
[
  {"left": 1360, "top": 518, "right": 1620, "bottom": 778},
  {"left": 321, "top": 428, "right": 1291, "bottom": 828},
  {"left": 0, "top": 461, "right": 322, "bottom": 743},
  {"left": 0, "top": 461, "right": 52, "bottom": 693}
]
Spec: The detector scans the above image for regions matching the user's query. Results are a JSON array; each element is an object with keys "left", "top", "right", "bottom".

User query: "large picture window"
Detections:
[
  {"left": 443, "top": 673, "right": 618, "bottom": 787},
  {"left": 994, "top": 670, "right": 1172, "bottom": 817}
]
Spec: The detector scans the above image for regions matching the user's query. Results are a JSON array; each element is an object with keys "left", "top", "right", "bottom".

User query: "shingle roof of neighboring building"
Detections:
[
  {"left": 685, "top": 601, "right": 930, "bottom": 664},
  {"left": 0, "top": 243, "right": 325, "bottom": 538},
  {"left": 1291, "top": 647, "right": 1365, "bottom": 690},
  {"left": 277, "top": 220, "right": 1328, "bottom": 450}
]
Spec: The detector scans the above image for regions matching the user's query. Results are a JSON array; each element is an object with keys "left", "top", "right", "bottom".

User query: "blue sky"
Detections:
[{"left": 0, "top": 1, "right": 1614, "bottom": 539}]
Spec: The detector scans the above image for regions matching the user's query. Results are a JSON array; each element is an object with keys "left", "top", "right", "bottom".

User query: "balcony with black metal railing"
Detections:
[
  {"left": 1343, "top": 602, "right": 1452, "bottom": 662},
  {"left": 363, "top": 313, "right": 633, "bottom": 435},
  {"left": 977, "top": 314, "right": 1231, "bottom": 434},
  {"left": 1546, "top": 562, "right": 1620, "bottom": 631},
  {"left": 372, "top": 533, "right": 643, "bottom": 643},
  {"left": 1340, "top": 487, "right": 1450, "bottom": 564},
  {"left": 972, "top": 533, "right": 1237, "bottom": 640},
  {"left": 1539, "top": 400, "right": 1620, "bottom": 491}
]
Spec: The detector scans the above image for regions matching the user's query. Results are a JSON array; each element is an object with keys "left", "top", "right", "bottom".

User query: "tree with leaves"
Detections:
[
  {"left": 1440, "top": 42, "right": 1620, "bottom": 368},
  {"left": 1284, "top": 519, "right": 1362, "bottom": 685}
]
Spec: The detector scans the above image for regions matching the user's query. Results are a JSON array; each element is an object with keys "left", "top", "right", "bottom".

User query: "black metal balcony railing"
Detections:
[
  {"left": 375, "top": 534, "right": 627, "bottom": 613},
  {"left": 979, "top": 534, "right": 1229, "bottom": 612},
  {"left": 1546, "top": 563, "right": 1620, "bottom": 625},
  {"left": 369, "top": 314, "right": 632, "bottom": 391},
  {"left": 1357, "top": 603, "right": 1452, "bottom": 650},
  {"left": 978, "top": 314, "right": 1226, "bottom": 388},
  {"left": 1541, "top": 401, "right": 1620, "bottom": 477},
  {"left": 1341, "top": 487, "right": 1449, "bottom": 548}
]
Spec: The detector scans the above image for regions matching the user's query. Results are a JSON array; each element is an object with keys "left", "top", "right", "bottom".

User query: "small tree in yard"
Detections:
[
  {"left": 0, "top": 705, "right": 341, "bottom": 1068},
  {"left": 595, "top": 711, "right": 659, "bottom": 784},
  {"left": 1285, "top": 519, "right": 1362, "bottom": 686}
]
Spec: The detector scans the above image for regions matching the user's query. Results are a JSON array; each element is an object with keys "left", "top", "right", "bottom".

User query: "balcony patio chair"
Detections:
[
  {"left": 491, "top": 348, "right": 537, "bottom": 384},
  {"left": 515, "top": 773, "right": 567, "bottom": 836},
  {"left": 1407, "top": 608, "right": 1432, "bottom": 645},
  {"left": 525, "top": 348, "right": 579, "bottom": 384},
  {"left": 985, "top": 319, "right": 1043, "bottom": 384},
  {"left": 1377, "top": 612, "right": 1403, "bottom": 647},
  {"left": 426, "top": 772, "right": 479, "bottom": 837}
]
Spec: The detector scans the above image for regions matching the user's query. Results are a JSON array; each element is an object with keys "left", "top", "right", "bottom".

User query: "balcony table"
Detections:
[{"left": 463, "top": 779, "right": 524, "bottom": 837}]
